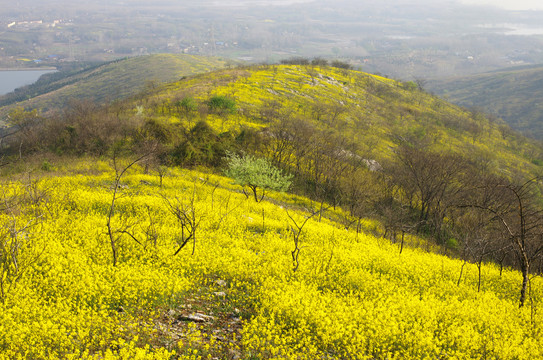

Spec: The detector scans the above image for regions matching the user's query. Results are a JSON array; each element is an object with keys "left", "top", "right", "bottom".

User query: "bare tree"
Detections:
[
  {"left": 106, "top": 149, "right": 153, "bottom": 266},
  {"left": 262, "top": 116, "right": 315, "bottom": 174},
  {"left": 210, "top": 192, "right": 244, "bottom": 231},
  {"left": 460, "top": 176, "right": 543, "bottom": 306},
  {"left": 162, "top": 183, "right": 203, "bottom": 256},
  {"left": 2, "top": 108, "right": 43, "bottom": 156},
  {"left": 390, "top": 144, "right": 466, "bottom": 239},
  {"left": 285, "top": 207, "right": 318, "bottom": 272}
]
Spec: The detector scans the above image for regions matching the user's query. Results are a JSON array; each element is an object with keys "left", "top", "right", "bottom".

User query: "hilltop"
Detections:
[
  {"left": 427, "top": 64, "right": 543, "bottom": 139},
  {"left": 132, "top": 63, "right": 542, "bottom": 175},
  {"left": 0, "top": 54, "right": 228, "bottom": 116}
]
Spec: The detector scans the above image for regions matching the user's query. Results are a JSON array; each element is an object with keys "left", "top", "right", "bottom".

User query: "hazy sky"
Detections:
[{"left": 460, "top": 0, "right": 543, "bottom": 10}]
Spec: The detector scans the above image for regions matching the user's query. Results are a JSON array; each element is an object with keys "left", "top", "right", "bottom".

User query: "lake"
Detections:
[{"left": 0, "top": 69, "right": 57, "bottom": 96}]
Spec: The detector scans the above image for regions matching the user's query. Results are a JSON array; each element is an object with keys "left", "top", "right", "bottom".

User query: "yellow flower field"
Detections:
[{"left": 0, "top": 159, "right": 541, "bottom": 359}]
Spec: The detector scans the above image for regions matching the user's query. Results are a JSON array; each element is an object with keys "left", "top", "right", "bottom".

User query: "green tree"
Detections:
[
  {"left": 224, "top": 152, "right": 292, "bottom": 202},
  {"left": 171, "top": 121, "right": 234, "bottom": 167},
  {"left": 175, "top": 96, "right": 198, "bottom": 125},
  {"left": 208, "top": 95, "right": 236, "bottom": 115}
]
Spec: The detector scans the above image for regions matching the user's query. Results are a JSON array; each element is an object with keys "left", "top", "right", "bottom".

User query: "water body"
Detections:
[
  {"left": 478, "top": 23, "right": 543, "bottom": 36},
  {"left": 0, "top": 69, "right": 56, "bottom": 96}
]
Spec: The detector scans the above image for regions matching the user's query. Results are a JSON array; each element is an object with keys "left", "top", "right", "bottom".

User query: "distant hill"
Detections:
[
  {"left": 0, "top": 54, "right": 227, "bottom": 116},
  {"left": 427, "top": 65, "right": 543, "bottom": 139}
]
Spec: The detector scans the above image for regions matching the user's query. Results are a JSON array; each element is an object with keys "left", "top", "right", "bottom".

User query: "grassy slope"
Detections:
[
  {"left": 0, "top": 158, "right": 541, "bottom": 359},
  {"left": 427, "top": 65, "right": 543, "bottom": 139},
  {"left": 141, "top": 64, "right": 543, "bottom": 178},
  {"left": 0, "top": 54, "right": 227, "bottom": 115}
]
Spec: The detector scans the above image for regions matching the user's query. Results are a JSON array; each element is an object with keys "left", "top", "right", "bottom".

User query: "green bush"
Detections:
[
  {"left": 446, "top": 237, "right": 459, "bottom": 250},
  {"left": 171, "top": 121, "right": 234, "bottom": 167},
  {"left": 208, "top": 95, "right": 236, "bottom": 114},
  {"left": 41, "top": 160, "right": 53, "bottom": 171},
  {"left": 176, "top": 97, "right": 198, "bottom": 114}
]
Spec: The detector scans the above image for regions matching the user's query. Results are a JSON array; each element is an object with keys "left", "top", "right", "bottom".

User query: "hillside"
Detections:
[
  {"left": 2, "top": 63, "right": 543, "bottom": 358},
  {"left": 135, "top": 64, "right": 542, "bottom": 176},
  {"left": 0, "top": 54, "right": 227, "bottom": 116},
  {"left": 427, "top": 64, "right": 543, "bottom": 139},
  {"left": 6, "top": 63, "right": 543, "bottom": 242},
  {"left": 0, "top": 159, "right": 541, "bottom": 359}
]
